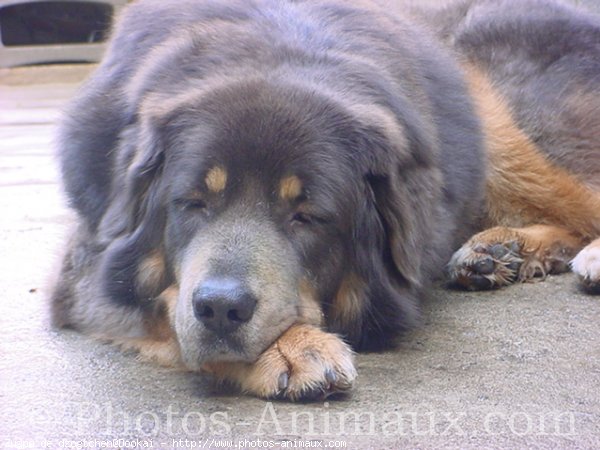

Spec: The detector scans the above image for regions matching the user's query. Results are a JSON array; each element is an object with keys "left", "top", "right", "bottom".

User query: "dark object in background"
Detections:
[
  {"left": 0, "top": 0, "right": 126, "bottom": 67},
  {"left": 0, "top": 1, "right": 112, "bottom": 46}
]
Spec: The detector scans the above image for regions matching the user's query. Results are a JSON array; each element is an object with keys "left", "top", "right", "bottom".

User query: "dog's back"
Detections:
[
  {"left": 444, "top": 0, "right": 600, "bottom": 191},
  {"left": 425, "top": 0, "right": 600, "bottom": 290}
]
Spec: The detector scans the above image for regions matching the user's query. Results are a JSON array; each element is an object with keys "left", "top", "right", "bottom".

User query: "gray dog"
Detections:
[{"left": 51, "top": 0, "right": 600, "bottom": 400}]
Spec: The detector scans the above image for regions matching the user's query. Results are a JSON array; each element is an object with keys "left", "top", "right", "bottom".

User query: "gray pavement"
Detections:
[{"left": 1, "top": 59, "right": 600, "bottom": 449}]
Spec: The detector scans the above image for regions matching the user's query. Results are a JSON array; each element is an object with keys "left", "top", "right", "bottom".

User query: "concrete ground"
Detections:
[{"left": 1, "top": 29, "right": 600, "bottom": 450}]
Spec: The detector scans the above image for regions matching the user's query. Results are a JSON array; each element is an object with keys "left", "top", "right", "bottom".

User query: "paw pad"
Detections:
[{"left": 448, "top": 241, "right": 524, "bottom": 290}]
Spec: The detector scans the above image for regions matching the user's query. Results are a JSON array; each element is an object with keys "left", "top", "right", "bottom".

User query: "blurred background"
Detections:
[
  {"left": 0, "top": 0, "right": 598, "bottom": 68},
  {"left": 0, "top": 0, "right": 127, "bottom": 68}
]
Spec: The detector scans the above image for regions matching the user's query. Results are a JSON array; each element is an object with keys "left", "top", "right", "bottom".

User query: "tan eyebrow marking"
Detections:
[
  {"left": 279, "top": 175, "right": 303, "bottom": 201},
  {"left": 205, "top": 166, "right": 227, "bottom": 193}
]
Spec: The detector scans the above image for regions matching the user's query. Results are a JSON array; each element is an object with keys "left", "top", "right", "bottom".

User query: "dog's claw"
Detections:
[
  {"left": 278, "top": 372, "right": 289, "bottom": 390},
  {"left": 277, "top": 369, "right": 344, "bottom": 400},
  {"left": 325, "top": 368, "right": 337, "bottom": 384}
]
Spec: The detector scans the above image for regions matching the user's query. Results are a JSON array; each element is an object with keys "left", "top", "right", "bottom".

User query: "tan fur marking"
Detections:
[
  {"left": 114, "top": 337, "right": 182, "bottom": 367},
  {"left": 330, "top": 274, "right": 366, "bottom": 330},
  {"left": 279, "top": 175, "right": 303, "bottom": 201},
  {"left": 463, "top": 63, "right": 600, "bottom": 239},
  {"left": 136, "top": 250, "right": 166, "bottom": 295},
  {"left": 205, "top": 166, "right": 227, "bottom": 193},
  {"left": 107, "top": 286, "right": 182, "bottom": 367},
  {"left": 471, "top": 224, "right": 584, "bottom": 261}
]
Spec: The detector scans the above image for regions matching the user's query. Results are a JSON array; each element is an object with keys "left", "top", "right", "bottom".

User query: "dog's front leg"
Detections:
[{"left": 203, "top": 324, "right": 357, "bottom": 401}]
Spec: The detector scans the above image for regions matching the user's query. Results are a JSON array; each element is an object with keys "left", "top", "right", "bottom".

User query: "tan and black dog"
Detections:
[{"left": 50, "top": 0, "right": 600, "bottom": 400}]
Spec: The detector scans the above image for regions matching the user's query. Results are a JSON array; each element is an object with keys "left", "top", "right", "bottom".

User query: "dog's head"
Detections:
[{"left": 98, "top": 77, "right": 442, "bottom": 368}]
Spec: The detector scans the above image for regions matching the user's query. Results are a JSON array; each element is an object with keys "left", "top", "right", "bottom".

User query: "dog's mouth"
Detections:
[
  {"left": 180, "top": 320, "right": 283, "bottom": 367},
  {"left": 197, "top": 332, "right": 253, "bottom": 362}
]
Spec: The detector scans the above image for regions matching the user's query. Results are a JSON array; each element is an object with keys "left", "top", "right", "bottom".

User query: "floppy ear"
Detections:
[
  {"left": 337, "top": 117, "right": 443, "bottom": 349},
  {"left": 366, "top": 107, "right": 446, "bottom": 287},
  {"left": 96, "top": 114, "right": 172, "bottom": 307},
  {"left": 366, "top": 166, "right": 442, "bottom": 290},
  {"left": 334, "top": 173, "right": 422, "bottom": 350}
]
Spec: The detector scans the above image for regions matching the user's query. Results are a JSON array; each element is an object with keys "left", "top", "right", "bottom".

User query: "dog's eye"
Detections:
[
  {"left": 291, "top": 212, "right": 315, "bottom": 225},
  {"left": 174, "top": 198, "right": 207, "bottom": 211}
]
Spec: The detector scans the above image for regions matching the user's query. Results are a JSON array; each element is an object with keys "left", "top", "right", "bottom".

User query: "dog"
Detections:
[{"left": 50, "top": 0, "right": 600, "bottom": 400}]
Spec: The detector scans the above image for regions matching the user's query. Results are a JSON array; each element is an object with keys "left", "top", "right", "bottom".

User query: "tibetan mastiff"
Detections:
[{"left": 50, "top": 0, "right": 600, "bottom": 400}]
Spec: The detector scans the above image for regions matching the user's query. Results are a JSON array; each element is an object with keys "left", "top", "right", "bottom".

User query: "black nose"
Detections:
[{"left": 192, "top": 278, "right": 257, "bottom": 335}]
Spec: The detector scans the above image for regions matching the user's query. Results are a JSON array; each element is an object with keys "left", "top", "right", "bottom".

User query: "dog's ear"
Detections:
[
  {"left": 96, "top": 112, "right": 172, "bottom": 307},
  {"left": 366, "top": 168, "right": 441, "bottom": 291},
  {"left": 337, "top": 115, "right": 443, "bottom": 349},
  {"left": 365, "top": 107, "right": 445, "bottom": 289}
]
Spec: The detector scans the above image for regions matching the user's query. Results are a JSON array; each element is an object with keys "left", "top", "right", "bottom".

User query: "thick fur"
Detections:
[
  {"left": 51, "top": 0, "right": 600, "bottom": 400},
  {"left": 431, "top": 0, "right": 600, "bottom": 290}
]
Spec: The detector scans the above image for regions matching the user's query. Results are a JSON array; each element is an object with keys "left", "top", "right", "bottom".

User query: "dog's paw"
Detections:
[
  {"left": 571, "top": 239, "right": 600, "bottom": 294},
  {"left": 204, "top": 324, "right": 356, "bottom": 401},
  {"left": 447, "top": 226, "right": 580, "bottom": 291},
  {"left": 447, "top": 237, "right": 524, "bottom": 290}
]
